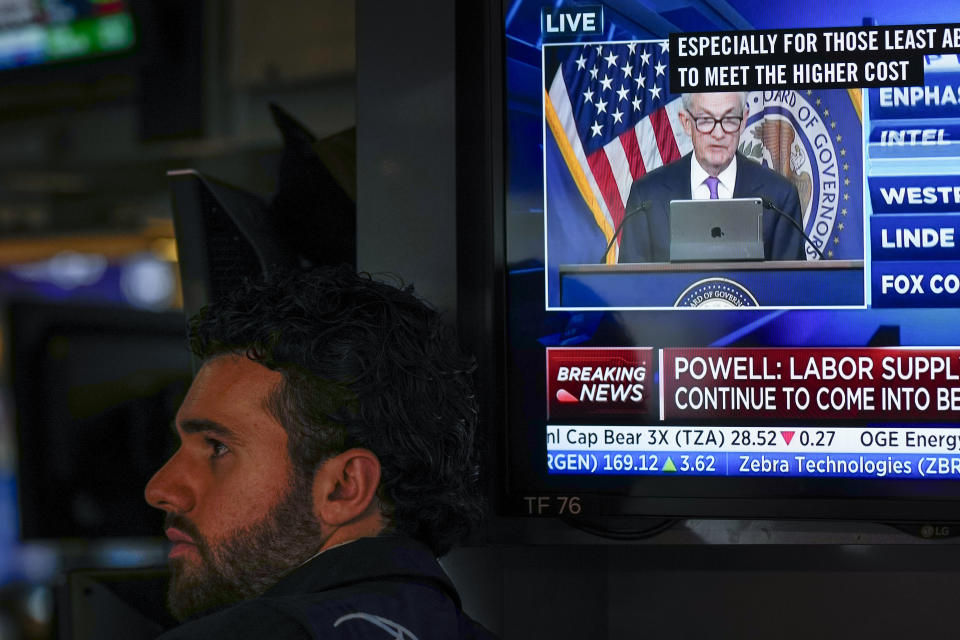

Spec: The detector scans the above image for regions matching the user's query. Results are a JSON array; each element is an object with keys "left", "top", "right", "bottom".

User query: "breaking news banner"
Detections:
[
  {"left": 546, "top": 347, "right": 653, "bottom": 419},
  {"left": 669, "top": 24, "right": 960, "bottom": 92},
  {"left": 659, "top": 347, "right": 960, "bottom": 421}
]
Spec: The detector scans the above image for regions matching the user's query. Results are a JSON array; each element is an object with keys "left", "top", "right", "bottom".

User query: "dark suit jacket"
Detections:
[{"left": 618, "top": 152, "right": 805, "bottom": 263}]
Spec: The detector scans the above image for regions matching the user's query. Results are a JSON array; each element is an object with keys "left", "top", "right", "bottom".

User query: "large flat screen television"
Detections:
[{"left": 458, "top": 0, "right": 960, "bottom": 528}]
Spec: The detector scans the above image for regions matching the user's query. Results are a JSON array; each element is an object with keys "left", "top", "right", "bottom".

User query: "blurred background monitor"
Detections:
[
  {"left": 167, "top": 169, "right": 293, "bottom": 323},
  {"left": 0, "top": 0, "right": 137, "bottom": 71},
  {"left": 8, "top": 300, "right": 190, "bottom": 539}
]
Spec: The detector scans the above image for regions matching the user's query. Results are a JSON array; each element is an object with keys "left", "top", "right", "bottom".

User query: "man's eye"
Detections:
[{"left": 206, "top": 438, "right": 230, "bottom": 459}]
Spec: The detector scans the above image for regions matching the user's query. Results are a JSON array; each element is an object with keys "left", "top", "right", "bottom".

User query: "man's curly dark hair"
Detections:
[{"left": 187, "top": 266, "right": 484, "bottom": 556}]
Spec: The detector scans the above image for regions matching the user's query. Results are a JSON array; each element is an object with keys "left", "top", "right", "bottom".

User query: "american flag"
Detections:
[{"left": 544, "top": 41, "right": 690, "bottom": 263}]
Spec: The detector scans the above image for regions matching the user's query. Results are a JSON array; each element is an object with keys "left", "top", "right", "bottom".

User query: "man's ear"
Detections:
[
  {"left": 312, "top": 448, "right": 382, "bottom": 529},
  {"left": 679, "top": 109, "right": 694, "bottom": 138}
]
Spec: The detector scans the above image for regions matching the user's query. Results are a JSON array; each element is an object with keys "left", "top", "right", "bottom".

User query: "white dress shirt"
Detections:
[{"left": 690, "top": 154, "right": 737, "bottom": 200}]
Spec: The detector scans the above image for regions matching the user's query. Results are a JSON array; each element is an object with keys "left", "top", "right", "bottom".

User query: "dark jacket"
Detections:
[
  {"left": 618, "top": 152, "right": 806, "bottom": 263},
  {"left": 156, "top": 536, "right": 497, "bottom": 639}
]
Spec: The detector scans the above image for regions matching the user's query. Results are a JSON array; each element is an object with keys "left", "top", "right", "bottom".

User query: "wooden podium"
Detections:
[{"left": 558, "top": 260, "right": 865, "bottom": 308}]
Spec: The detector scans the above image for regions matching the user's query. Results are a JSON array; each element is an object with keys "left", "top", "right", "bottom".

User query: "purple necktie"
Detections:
[{"left": 704, "top": 176, "right": 720, "bottom": 199}]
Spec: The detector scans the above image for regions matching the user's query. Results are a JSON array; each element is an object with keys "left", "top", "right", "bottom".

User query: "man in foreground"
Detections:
[
  {"left": 145, "top": 266, "right": 495, "bottom": 638},
  {"left": 617, "top": 91, "right": 806, "bottom": 263}
]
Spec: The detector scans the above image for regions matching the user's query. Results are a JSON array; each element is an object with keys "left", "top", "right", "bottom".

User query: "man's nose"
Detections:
[{"left": 145, "top": 450, "right": 195, "bottom": 514}]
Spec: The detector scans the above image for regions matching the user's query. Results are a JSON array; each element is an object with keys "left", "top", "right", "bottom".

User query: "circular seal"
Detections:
[
  {"left": 741, "top": 91, "right": 840, "bottom": 261},
  {"left": 674, "top": 277, "right": 758, "bottom": 308}
]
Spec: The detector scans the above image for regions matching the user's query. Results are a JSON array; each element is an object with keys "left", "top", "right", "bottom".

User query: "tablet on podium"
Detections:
[{"left": 670, "top": 197, "right": 764, "bottom": 262}]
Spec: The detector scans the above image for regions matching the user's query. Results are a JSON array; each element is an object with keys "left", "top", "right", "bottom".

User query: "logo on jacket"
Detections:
[
  {"left": 739, "top": 91, "right": 854, "bottom": 260},
  {"left": 674, "top": 277, "right": 758, "bottom": 308},
  {"left": 333, "top": 612, "right": 419, "bottom": 639}
]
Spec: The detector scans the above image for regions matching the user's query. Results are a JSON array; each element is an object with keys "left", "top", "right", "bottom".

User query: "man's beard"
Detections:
[{"left": 164, "top": 470, "right": 326, "bottom": 621}]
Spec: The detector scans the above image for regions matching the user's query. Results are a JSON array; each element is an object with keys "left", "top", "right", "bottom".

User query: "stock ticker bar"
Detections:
[
  {"left": 545, "top": 346, "right": 960, "bottom": 480},
  {"left": 546, "top": 449, "right": 960, "bottom": 478},
  {"left": 547, "top": 425, "right": 960, "bottom": 478}
]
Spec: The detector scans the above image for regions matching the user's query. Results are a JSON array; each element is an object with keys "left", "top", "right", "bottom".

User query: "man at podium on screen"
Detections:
[{"left": 617, "top": 91, "right": 806, "bottom": 263}]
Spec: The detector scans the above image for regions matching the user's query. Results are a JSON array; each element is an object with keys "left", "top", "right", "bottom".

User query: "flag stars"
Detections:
[
  {"left": 575, "top": 54, "right": 587, "bottom": 70},
  {"left": 603, "top": 51, "right": 618, "bottom": 67},
  {"left": 659, "top": 41, "right": 669, "bottom": 52},
  {"left": 583, "top": 88, "right": 595, "bottom": 104},
  {"left": 589, "top": 66, "right": 599, "bottom": 80},
  {"left": 612, "top": 108, "right": 624, "bottom": 124},
  {"left": 649, "top": 85, "right": 662, "bottom": 100},
  {"left": 600, "top": 75, "right": 613, "bottom": 91},
  {"left": 639, "top": 50, "right": 651, "bottom": 66},
  {"left": 595, "top": 44, "right": 603, "bottom": 55},
  {"left": 634, "top": 74, "right": 646, "bottom": 88},
  {"left": 627, "top": 42, "right": 637, "bottom": 54},
  {"left": 616, "top": 85, "right": 630, "bottom": 102},
  {"left": 621, "top": 62, "right": 633, "bottom": 76},
  {"left": 591, "top": 120, "right": 603, "bottom": 137},
  {"left": 654, "top": 61, "right": 666, "bottom": 77},
  {"left": 632, "top": 96, "right": 643, "bottom": 111},
  {"left": 595, "top": 98, "right": 608, "bottom": 114}
]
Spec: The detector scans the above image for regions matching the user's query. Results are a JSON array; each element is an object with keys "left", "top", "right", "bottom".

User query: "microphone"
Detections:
[
  {"left": 760, "top": 197, "right": 825, "bottom": 260},
  {"left": 599, "top": 200, "right": 651, "bottom": 264}
]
